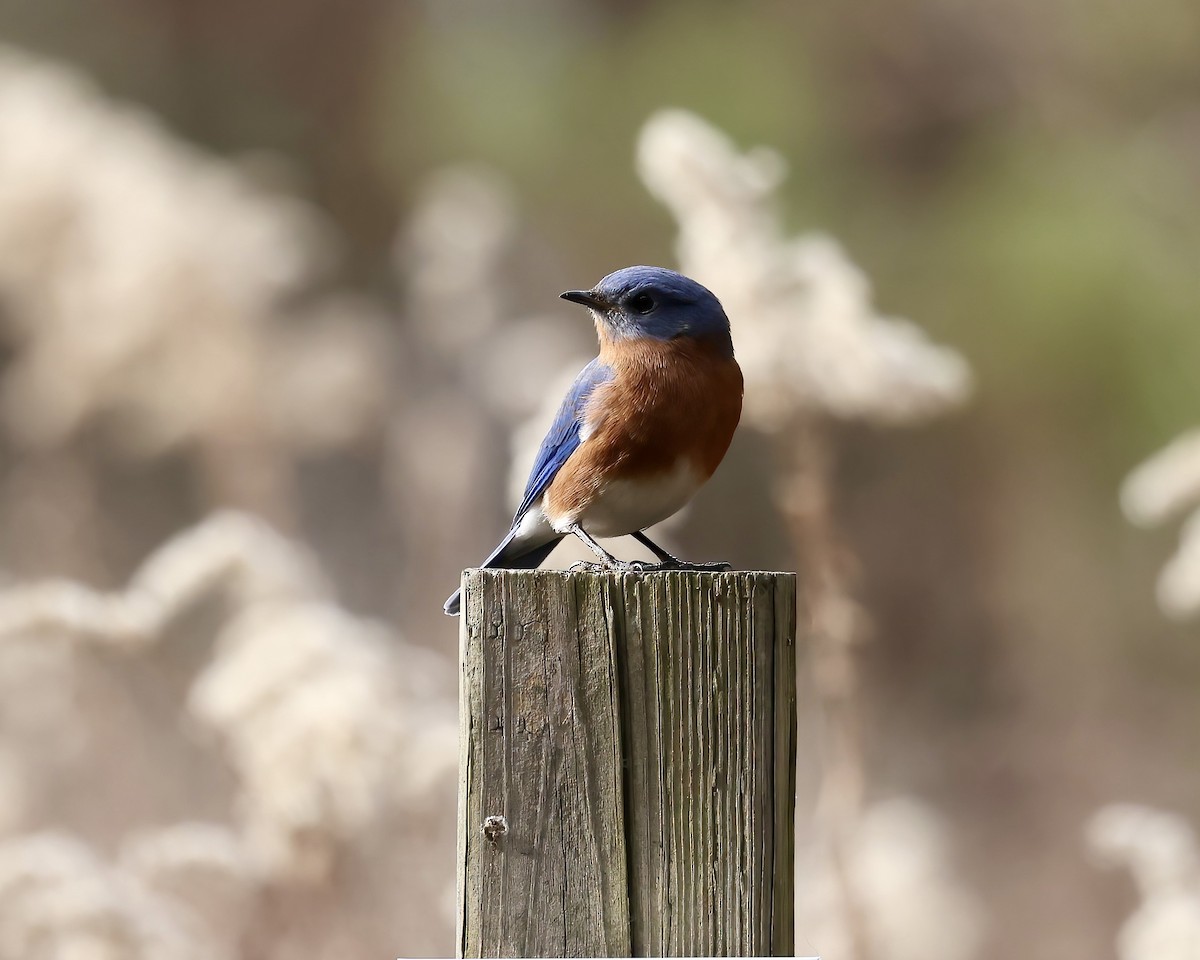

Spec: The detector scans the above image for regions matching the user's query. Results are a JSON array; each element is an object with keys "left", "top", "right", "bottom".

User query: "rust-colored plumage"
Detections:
[{"left": 543, "top": 333, "right": 743, "bottom": 526}]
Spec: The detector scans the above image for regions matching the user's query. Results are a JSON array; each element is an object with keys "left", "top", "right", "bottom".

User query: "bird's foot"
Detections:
[
  {"left": 569, "top": 559, "right": 655, "bottom": 574},
  {"left": 569, "top": 559, "right": 732, "bottom": 574},
  {"left": 650, "top": 558, "right": 734, "bottom": 572}
]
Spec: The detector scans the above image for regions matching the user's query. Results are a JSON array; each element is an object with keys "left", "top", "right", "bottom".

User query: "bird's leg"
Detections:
[
  {"left": 631, "top": 530, "right": 682, "bottom": 564},
  {"left": 632, "top": 530, "right": 732, "bottom": 572},
  {"left": 566, "top": 524, "right": 649, "bottom": 572}
]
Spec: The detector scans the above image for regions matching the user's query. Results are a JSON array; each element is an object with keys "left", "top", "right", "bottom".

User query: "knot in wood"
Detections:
[{"left": 482, "top": 815, "right": 508, "bottom": 843}]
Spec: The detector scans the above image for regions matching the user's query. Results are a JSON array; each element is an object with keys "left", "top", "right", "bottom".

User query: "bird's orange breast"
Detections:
[{"left": 542, "top": 334, "right": 743, "bottom": 522}]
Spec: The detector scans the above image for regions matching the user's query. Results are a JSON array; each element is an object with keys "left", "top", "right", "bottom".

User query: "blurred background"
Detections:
[{"left": 0, "top": 0, "right": 1199, "bottom": 958}]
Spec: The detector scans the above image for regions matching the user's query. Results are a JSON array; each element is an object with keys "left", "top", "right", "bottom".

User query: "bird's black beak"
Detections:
[{"left": 560, "top": 289, "right": 607, "bottom": 310}]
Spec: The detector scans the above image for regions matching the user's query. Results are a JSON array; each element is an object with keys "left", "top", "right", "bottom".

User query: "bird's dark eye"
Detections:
[{"left": 628, "top": 293, "right": 655, "bottom": 314}]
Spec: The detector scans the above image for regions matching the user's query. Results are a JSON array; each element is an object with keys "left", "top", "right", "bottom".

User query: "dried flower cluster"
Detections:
[
  {"left": 1121, "top": 429, "right": 1200, "bottom": 620},
  {"left": 0, "top": 44, "right": 390, "bottom": 527},
  {"left": 0, "top": 511, "right": 458, "bottom": 953},
  {"left": 1087, "top": 804, "right": 1200, "bottom": 960},
  {"left": 637, "top": 108, "right": 972, "bottom": 431},
  {"left": 190, "top": 598, "right": 455, "bottom": 880},
  {"left": 0, "top": 830, "right": 243, "bottom": 960},
  {"left": 0, "top": 511, "right": 327, "bottom": 649}
]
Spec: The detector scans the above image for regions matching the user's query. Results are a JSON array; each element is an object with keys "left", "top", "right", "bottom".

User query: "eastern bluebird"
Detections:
[{"left": 443, "top": 266, "right": 743, "bottom": 616}]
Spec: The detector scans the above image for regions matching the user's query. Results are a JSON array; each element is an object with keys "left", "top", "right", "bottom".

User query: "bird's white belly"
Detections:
[{"left": 575, "top": 459, "right": 704, "bottom": 538}]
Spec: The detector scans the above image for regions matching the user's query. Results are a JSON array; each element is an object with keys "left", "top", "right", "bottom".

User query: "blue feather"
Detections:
[
  {"left": 442, "top": 360, "right": 611, "bottom": 616},
  {"left": 512, "top": 358, "right": 613, "bottom": 522}
]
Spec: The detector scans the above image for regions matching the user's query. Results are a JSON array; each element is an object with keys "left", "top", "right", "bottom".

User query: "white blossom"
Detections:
[
  {"left": 1121, "top": 430, "right": 1200, "bottom": 527},
  {"left": 1122, "top": 431, "right": 1200, "bottom": 620}
]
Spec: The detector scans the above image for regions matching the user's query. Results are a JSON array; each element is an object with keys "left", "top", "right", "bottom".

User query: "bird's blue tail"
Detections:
[{"left": 443, "top": 533, "right": 563, "bottom": 616}]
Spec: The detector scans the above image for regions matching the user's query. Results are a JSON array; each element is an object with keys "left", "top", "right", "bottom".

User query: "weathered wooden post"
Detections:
[{"left": 457, "top": 568, "right": 798, "bottom": 958}]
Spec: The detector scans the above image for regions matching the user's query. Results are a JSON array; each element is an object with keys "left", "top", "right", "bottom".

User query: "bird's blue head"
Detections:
[{"left": 560, "top": 266, "right": 733, "bottom": 356}]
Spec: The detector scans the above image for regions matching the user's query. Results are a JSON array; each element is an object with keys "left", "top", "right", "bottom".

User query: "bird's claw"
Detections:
[
  {"left": 569, "top": 559, "right": 654, "bottom": 573},
  {"left": 569, "top": 561, "right": 610, "bottom": 573},
  {"left": 569, "top": 559, "right": 732, "bottom": 574}
]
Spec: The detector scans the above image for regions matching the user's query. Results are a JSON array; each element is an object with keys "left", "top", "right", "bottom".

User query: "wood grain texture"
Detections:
[{"left": 458, "top": 569, "right": 797, "bottom": 958}]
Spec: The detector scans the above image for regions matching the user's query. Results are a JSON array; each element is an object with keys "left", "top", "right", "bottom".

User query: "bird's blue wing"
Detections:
[{"left": 513, "top": 358, "right": 613, "bottom": 522}]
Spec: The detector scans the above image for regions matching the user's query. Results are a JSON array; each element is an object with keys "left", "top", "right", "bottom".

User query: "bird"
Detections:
[{"left": 443, "top": 265, "right": 743, "bottom": 616}]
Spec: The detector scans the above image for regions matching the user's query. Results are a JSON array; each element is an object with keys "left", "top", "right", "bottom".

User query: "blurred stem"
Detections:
[
  {"left": 775, "top": 414, "right": 872, "bottom": 960},
  {"left": 0, "top": 449, "right": 106, "bottom": 581},
  {"left": 196, "top": 425, "right": 297, "bottom": 532}
]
